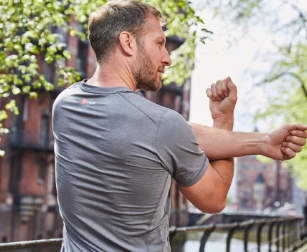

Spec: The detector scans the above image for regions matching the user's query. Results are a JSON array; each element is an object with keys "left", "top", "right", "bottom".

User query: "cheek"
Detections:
[
  {"left": 152, "top": 49, "right": 162, "bottom": 65},
  {"left": 144, "top": 44, "right": 162, "bottom": 67}
]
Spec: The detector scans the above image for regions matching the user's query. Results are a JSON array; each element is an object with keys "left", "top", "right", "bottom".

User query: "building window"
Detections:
[
  {"left": 263, "top": 164, "right": 267, "bottom": 170},
  {"left": 38, "top": 162, "right": 46, "bottom": 183},
  {"left": 255, "top": 188, "right": 265, "bottom": 198},
  {"left": 40, "top": 115, "right": 48, "bottom": 147},
  {"left": 253, "top": 163, "right": 258, "bottom": 171},
  {"left": 241, "top": 185, "right": 250, "bottom": 197},
  {"left": 243, "top": 163, "right": 249, "bottom": 170},
  {"left": 44, "top": 62, "right": 52, "bottom": 83},
  {"left": 242, "top": 199, "right": 249, "bottom": 208},
  {"left": 2, "top": 236, "right": 7, "bottom": 243},
  {"left": 76, "top": 39, "right": 88, "bottom": 79}
]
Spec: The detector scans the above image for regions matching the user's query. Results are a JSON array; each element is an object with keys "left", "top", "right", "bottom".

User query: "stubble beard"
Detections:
[{"left": 132, "top": 43, "right": 162, "bottom": 92}]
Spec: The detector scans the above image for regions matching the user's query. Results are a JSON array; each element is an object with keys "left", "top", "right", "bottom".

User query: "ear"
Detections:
[{"left": 118, "top": 32, "right": 136, "bottom": 57}]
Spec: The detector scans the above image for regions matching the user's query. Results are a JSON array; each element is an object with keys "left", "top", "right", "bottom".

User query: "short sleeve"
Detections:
[{"left": 154, "top": 109, "right": 209, "bottom": 187}]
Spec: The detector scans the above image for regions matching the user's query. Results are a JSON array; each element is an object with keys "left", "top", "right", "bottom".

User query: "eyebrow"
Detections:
[{"left": 157, "top": 37, "right": 166, "bottom": 44}]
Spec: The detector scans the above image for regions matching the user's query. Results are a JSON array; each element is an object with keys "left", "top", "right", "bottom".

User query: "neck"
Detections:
[{"left": 86, "top": 54, "right": 136, "bottom": 91}]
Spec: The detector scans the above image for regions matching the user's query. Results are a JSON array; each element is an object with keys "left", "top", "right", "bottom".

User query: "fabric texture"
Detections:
[{"left": 52, "top": 81, "right": 209, "bottom": 252}]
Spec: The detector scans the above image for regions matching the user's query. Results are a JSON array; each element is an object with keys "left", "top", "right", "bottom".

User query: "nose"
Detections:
[{"left": 162, "top": 47, "right": 172, "bottom": 67}]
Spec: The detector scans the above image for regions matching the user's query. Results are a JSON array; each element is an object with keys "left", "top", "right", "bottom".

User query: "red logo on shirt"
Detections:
[{"left": 81, "top": 99, "right": 88, "bottom": 104}]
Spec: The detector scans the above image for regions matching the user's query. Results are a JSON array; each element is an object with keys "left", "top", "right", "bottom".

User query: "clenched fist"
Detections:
[
  {"left": 263, "top": 123, "right": 307, "bottom": 160},
  {"left": 206, "top": 77, "right": 237, "bottom": 121}
]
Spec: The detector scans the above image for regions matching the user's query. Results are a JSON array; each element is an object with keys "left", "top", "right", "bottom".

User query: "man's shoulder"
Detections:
[
  {"left": 158, "top": 109, "right": 191, "bottom": 134},
  {"left": 120, "top": 91, "right": 170, "bottom": 125},
  {"left": 53, "top": 82, "right": 82, "bottom": 108}
]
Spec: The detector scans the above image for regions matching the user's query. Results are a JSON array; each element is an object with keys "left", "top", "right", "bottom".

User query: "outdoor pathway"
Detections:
[{"left": 297, "top": 243, "right": 307, "bottom": 252}]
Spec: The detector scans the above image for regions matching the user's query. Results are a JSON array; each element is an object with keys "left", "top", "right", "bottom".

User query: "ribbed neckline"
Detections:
[{"left": 80, "top": 80, "right": 134, "bottom": 94}]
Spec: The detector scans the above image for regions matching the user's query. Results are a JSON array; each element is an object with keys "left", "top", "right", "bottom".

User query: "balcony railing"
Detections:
[
  {"left": 11, "top": 131, "right": 54, "bottom": 151},
  {"left": 0, "top": 217, "right": 306, "bottom": 251}
]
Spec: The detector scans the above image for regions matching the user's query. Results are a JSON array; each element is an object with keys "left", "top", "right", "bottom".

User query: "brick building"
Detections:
[
  {"left": 236, "top": 155, "right": 293, "bottom": 213},
  {"left": 0, "top": 19, "right": 190, "bottom": 243}
]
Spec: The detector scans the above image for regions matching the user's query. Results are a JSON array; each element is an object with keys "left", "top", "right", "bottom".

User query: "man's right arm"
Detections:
[
  {"left": 189, "top": 78, "right": 307, "bottom": 161},
  {"left": 180, "top": 78, "right": 307, "bottom": 214}
]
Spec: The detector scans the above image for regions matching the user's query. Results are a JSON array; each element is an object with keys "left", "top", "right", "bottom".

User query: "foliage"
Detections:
[
  {"left": 226, "top": 194, "right": 232, "bottom": 205},
  {"left": 206, "top": 0, "right": 262, "bottom": 22},
  {"left": 0, "top": 0, "right": 211, "bottom": 155},
  {"left": 206, "top": 0, "right": 307, "bottom": 189}
]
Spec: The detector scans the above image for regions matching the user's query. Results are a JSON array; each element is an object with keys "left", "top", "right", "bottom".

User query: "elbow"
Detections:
[
  {"left": 198, "top": 197, "right": 227, "bottom": 214},
  {"left": 216, "top": 198, "right": 227, "bottom": 213}
]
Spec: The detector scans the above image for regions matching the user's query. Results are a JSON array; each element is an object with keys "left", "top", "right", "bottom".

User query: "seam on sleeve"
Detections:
[
  {"left": 119, "top": 93, "right": 158, "bottom": 125},
  {"left": 152, "top": 109, "right": 173, "bottom": 175}
]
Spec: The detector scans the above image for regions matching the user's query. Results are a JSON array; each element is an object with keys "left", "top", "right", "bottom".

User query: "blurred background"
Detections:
[{"left": 0, "top": 0, "right": 306, "bottom": 251}]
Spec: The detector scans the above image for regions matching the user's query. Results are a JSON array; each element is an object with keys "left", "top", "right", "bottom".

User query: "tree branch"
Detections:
[
  {"left": 256, "top": 71, "right": 307, "bottom": 98},
  {"left": 291, "top": 4, "right": 307, "bottom": 36}
]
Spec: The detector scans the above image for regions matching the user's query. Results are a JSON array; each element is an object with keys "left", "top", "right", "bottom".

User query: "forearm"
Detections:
[
  {"left": 189, "top": 122, "right": 265, "bottom": 160},
  {"left": 210, "top": 116, "right": 234, "bottom": 197},
  {"left": 210, "top": 158, "right": 234, "bottom": 200}
]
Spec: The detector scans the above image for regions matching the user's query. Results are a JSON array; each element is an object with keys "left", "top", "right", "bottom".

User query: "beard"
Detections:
[{"left": 132, "top": 43, "right": 162, "bottom": 91}]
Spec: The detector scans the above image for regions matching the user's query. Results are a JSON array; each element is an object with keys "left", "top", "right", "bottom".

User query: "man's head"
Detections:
[{"left": 88, "top": 0, "right": 172, "bottom": 91}]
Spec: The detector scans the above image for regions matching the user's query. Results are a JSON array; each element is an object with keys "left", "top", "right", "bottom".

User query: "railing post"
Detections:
[
  {"left": 243, "top": 221, "right": 254, "bottom": 252},
  {"left": 298, "top": 218, "right": 304, "bottom": 248},
  {"left": 276, "top": 220, "right": 282, "bottom": 252},
  {"left": 226, "top": 223, "right": 238, "bottom": 252},
  {"left": 268, "top": 220, "right": 276, "bottom": 252},
  {"left": 169, "top": 227, "right": 177, "bottom": 242},
  {"left": 256, "top": 221, "right": 266, "bottom": 252},
  {"left": 282, "top": 220, "right": 287, "bottom": 252},
  {"left": 292, "top": 218, "right": 299, "bottom": 251},
  {"left": 288, "top": 219, "right": 294, "bottom": 251},
  {"left": 199, "top": 224, "right": 215, "bottom": 252}
]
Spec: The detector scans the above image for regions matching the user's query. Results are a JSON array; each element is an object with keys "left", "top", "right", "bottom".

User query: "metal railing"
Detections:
[
  {"left": 0, "top": 217, "right": 306, "bottom": 251},
  {"left": 169, "top": 217, "right": 307, "bottom": 252}
]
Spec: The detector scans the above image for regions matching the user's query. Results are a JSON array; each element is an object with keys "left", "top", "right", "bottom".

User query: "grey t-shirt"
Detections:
[{"left": 52, "top": 81, "right": 209, "bottom": 252}]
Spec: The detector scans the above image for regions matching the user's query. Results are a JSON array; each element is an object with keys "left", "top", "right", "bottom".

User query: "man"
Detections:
[{"left": 52, "top": 0, "right": 307, "bottom": 251}]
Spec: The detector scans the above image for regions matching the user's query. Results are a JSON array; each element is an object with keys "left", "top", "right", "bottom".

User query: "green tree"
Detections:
[
  {"left": 0, "top": 0, "right": 211, "bottom": 155},
  {"left": 205, "top": 0, "right": 307, "bottom": 188}
]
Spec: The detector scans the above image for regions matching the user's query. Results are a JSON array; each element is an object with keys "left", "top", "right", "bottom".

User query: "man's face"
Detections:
[{"left": 132, "top": 15, "right": 172, "bottom": 91}]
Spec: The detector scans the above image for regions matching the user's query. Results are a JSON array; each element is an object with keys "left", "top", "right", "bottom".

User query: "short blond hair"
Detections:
[{"left": 88, "top": 0, "right": 165, "bottom": 63}]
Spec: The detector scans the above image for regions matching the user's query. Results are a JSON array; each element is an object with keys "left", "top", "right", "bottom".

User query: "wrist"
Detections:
[
  {"left": 213, "top": 115, "right": 234, "bottom": 131},
  {"left": 259, "top": 132, "right": 270, "bottom": 157}
]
